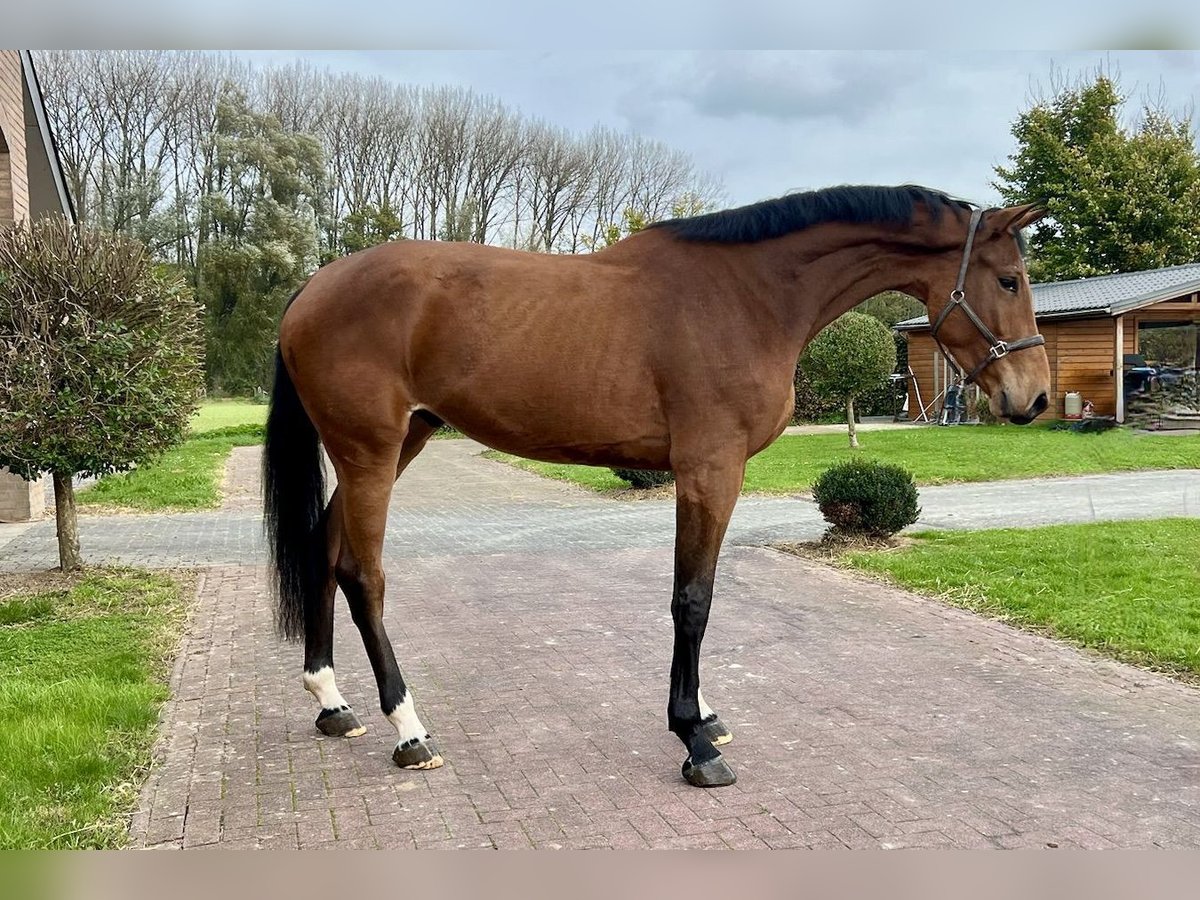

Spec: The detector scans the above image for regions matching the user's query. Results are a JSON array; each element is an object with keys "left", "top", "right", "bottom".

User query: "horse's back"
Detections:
[{"left": 280, "top": 239, "right": 675, "bottom": 465}]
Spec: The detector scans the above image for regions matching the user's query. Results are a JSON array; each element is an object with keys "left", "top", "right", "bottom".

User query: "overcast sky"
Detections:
[{"left": 242, "top": 50, "right": 1199, "bottom": 210}]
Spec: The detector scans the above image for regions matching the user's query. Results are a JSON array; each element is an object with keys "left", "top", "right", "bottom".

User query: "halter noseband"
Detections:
[{"left": 929, "top": 207, "right": 1045, "bottom": 385}]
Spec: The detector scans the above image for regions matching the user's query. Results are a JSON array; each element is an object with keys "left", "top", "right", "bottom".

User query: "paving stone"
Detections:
[
  {"left": 8, "top": 440, "right": 1199, "bottom": 849},
  {"left": 125, "top": 540, "right": 1200, "bottom": 848}
]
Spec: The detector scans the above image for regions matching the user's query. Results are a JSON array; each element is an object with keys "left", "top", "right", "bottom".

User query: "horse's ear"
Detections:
[{"left": 986, "top": 202, "right": 1047, "bottom": 234}]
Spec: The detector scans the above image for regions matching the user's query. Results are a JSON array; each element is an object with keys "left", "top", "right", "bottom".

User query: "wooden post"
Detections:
[{"left": 1115, "top": 315, "right": 1125, "bottom": 424}]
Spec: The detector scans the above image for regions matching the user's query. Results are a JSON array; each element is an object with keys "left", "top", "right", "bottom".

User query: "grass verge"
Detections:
[
  {"left": 813, "top": 519, "right": 1200, "bottom": 679},
  {"left": 0, "top": 568, "right": 191, "bottom": 848},
  {"left": 85, "top": 401, "right": 465, "bottom": 512},
  {"left": 78, "top": 425, "right": 263, "bottom": 511},
  {"left": 487, "top": 426, "right": 1200, "bottom": 495}
]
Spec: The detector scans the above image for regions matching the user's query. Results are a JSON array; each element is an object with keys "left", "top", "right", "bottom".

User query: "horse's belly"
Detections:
[{"left": 422, "top": 385, "right": 672, "bottom": 469}]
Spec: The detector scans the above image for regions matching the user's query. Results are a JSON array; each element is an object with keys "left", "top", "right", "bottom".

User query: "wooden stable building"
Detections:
[
  {"left": 0, "top": 50, "right": 75, "bottom": 522},
  {"left": 896, "top": 263, "right": 1200, "bottom": 423}
]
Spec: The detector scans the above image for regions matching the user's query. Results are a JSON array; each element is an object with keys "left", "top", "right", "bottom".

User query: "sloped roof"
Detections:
[
  {"left": 18, "top": 50, "right": 75, "bottom": 222},
  {"left": 895, "top": 261, "right": 1200, "bottom": 331}
]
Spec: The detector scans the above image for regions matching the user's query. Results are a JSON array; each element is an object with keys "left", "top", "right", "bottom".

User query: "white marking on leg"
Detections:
[
  {"left": 388, "top": 692, "right": 443, "bottom": 769},
  {"left": 387, "top": 692, "right": 429, "bottom": 744},
  {"left": 699, "top": 688, "right": 732, "bottom": 745},
  {"left": 303, "top": 666, "right": 348, "bottom": 710}
]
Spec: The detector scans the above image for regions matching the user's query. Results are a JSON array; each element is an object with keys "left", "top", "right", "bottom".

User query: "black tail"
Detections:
[{"left": 263, "top": 342, "right": 326, "bottom": 642}]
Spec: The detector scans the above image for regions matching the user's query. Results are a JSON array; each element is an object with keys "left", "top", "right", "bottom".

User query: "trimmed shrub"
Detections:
[
  {"left": 611, "top": 468, "right": 675, "bottom": 489},
  {"left": 792, "top": 363, "right": 842, "bottom": 423},
  {"left": 0, "top": 216, "right": 203, "bottom": 569},
  {"left": 801, "top": 312, "right": 897, "bottom": 447},
  {"left": 812, "top": 459, "right": 920, "bottom": 537}
]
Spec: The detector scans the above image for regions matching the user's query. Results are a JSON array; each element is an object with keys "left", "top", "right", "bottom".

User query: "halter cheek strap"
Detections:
[{"left": 929, "top": 207, "right": 1045, "bottom": 385}]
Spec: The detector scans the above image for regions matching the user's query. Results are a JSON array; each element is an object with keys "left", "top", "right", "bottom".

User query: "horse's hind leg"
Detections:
[
  {"left": 304, "top": 415, "right": 438, "bottom": 740},
  {"left": 330, "top": 417, "right": 442, "bottom": 770},
  {"left": 668, "top": 455, "right": 745, "bottom": 788},
  {"left": 301, "top": 495, "right": 366, "bottom": 738}
]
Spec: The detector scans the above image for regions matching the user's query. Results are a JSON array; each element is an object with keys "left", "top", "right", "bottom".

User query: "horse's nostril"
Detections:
[{"left": 1031, "top": 392, "right": 1049, "bottom": 417}]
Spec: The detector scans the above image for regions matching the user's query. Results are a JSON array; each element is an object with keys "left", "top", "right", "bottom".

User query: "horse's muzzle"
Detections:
[{"left": 1004, "top": 390, "right": 1048, "bottom": 425}]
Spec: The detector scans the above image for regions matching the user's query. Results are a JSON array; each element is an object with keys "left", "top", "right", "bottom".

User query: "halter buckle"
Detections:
[
  {"left": 949, "top": 288, "right": 965, "bottom": 302},
  {"left": 988, "top": 341, "right": 1009, "bottom": 360}
]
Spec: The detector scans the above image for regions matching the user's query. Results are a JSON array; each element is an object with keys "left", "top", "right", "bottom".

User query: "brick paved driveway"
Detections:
[
  {"left": 5, "top": 443, "right": 1200, "bottom": 848},
  {"left": 131, "top": 547, "right": 1200, "bottom": 849}
]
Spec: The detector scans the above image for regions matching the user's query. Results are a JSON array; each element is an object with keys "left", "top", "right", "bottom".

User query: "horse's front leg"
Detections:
[{"left": 668, "top": 456, "right": 744, "bottom": 788}]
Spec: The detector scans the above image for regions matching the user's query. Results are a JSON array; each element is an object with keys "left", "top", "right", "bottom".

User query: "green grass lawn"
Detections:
[
  {"left": 490, "top": 426, "right": 1200, "bottom": 494},
  {"left": 836, "top": 519, "right": 1200, "bottom": 678},
  {"left": 189, "top": 398, "right": 267, "bottom": 434},
  {"left": 79, "top": 399, "right": 266, "bottom": 511},
  {"left": 79, "top": 424, "right": 263, "bottom": 511},
  {"left": 0, "top": 569, "right": 188, "bottom": 848}
]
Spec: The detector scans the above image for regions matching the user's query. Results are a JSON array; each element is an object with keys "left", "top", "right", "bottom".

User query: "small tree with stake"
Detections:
[
  {"left": 0, "top": 217, "right": 204, "bottom": 570},
  {"left": 801, "top": 312, "right": 897, "bottom": 448}
]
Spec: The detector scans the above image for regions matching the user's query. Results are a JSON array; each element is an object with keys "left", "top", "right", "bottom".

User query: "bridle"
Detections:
[{"left": 929, "top": 207, "right": 1045, "bottom": 385}]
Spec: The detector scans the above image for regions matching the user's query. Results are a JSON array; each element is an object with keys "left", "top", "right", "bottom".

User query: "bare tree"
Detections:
[{"left": 34, "top": 51, "right": 723, "bottom": 265}]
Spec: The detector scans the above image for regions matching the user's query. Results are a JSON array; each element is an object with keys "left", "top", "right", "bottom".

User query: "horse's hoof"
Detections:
[
  {"left": 393, "top": 736, "right": 443, "bottom": 770},
  {"left": 682, "top": 753, "right": 737, "bottom": 788},
  {"left": 316, "top": 706, "right": 366, "bottom": 738},
  {"left": 701, "top": 714, "right": 733, "bottom": 746}
]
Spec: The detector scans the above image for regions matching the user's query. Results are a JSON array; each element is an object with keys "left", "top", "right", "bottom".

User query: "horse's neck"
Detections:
[{"left": 745, "top": 220, "right": 948, "bottom": 347}]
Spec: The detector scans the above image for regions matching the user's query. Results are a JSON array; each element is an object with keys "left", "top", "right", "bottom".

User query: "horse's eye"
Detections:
[{"left": 998, "top": 276, "right": 1019, "bottom": 293}]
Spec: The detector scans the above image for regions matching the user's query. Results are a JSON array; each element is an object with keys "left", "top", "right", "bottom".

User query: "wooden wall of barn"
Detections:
[
  {"left": 904, "top": 316, "right": 1123, "bottom": 421},
  {"left": 903, "top": 295, "right": 1198, "bottom": 422}
]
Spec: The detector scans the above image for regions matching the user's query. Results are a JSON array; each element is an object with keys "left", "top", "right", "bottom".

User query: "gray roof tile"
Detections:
[{"left": 895, "top": 261, "right": 1200, "bottom": 329}]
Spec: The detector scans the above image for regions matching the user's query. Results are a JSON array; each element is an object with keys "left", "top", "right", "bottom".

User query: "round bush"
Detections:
[
  {"left": 811, "top": 459, "right": 920, "bottom": 537},
  {"left": 611, "top": 468, "right": 675, "bottom": 489}
]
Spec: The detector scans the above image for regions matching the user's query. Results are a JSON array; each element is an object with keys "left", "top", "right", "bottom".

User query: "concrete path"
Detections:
[
  {"left": 4, "top": 441, "right": 1200, "bottom": 848},
  {"left": 1, "top": 443, "right": 1196, "bottom": 570}
]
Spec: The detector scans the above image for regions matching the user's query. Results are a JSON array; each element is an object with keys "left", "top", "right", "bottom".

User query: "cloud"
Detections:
[{"left": 671, "top": 52, "right": 925, "bottom": 126}]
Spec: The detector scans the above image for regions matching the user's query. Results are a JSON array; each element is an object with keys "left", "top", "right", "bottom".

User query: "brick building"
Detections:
[{"left": 1, "top": 50, "right": 76, "bottom": 521}]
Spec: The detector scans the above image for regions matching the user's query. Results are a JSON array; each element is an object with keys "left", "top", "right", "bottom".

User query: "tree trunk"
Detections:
[
  {"left": 847, "top": 398, "right": 859, "bottom": 449},
  {"left": 53, "top": 472, "right": 82, "bottom": 572}
]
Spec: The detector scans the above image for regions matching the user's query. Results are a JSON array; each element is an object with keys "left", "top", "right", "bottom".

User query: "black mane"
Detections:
[{"left": 653, "top": 184, "right": 972, "bottom": 244}]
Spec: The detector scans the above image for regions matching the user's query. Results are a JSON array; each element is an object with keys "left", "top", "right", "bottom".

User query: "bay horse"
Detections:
[{"left": 264, "top": 185, "right": 1050, "bottom": 788}]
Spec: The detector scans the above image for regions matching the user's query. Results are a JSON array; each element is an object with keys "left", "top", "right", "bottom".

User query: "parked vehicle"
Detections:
[{"left": 1123, "top": 354, "right": 1160, "bottom": 397}]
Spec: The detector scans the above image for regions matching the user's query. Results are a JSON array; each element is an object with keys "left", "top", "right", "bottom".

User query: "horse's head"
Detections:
[{"left": 924, "top": 203, "right": 1051, "bottom": 424}]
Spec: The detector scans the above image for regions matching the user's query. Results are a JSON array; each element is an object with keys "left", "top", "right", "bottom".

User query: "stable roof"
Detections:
[{"left": 895, "top": 261, "right": 1200, "bottom": 331}]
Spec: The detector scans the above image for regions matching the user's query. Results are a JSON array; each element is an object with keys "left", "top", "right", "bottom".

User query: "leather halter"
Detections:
[{"left": 929, "top": 207, "right": 1045, "bottom": 385}]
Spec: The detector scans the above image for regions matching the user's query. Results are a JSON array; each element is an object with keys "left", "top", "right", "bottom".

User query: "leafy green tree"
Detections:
[
  {"left": 994, "top": 73, "right": 1200, "bottom": 281},
  {"left": 335, "top": 203, "right": 405, "bottom": 258},
  {"left": 856, "top": 291, "right": 923, "bottom": 327},
  {"left": 197, "top": 84, "right": 324, "bottom": 395},
  {"left": 439, "top": 199, "right": 479, "bottom": 242},
  {"left": 588, "top": 195, "right": 708, "bottom": 252},
  {"left": 801, "top": 312, "right": 897, "bottom": 448},
  {"left": 585, "top": 207, "right": 651, "bottom": 251},
  {"left": 0, "top": 217, "right": 203, "bottom": 570},
  {"left": 843, "top": 291, "right": 918, "bottom": 418}
]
